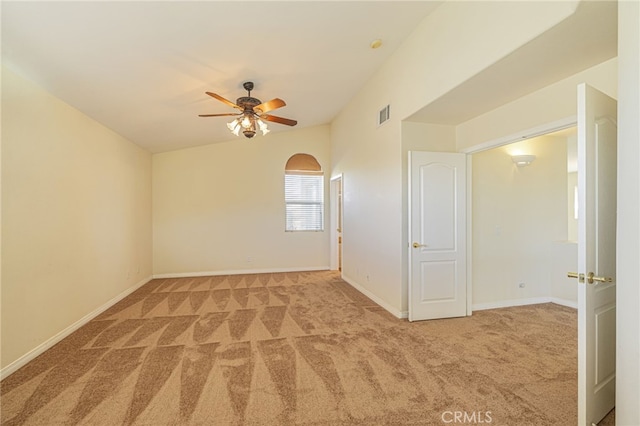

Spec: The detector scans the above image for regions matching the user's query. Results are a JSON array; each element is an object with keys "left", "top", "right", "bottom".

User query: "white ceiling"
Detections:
[
  {"left": 2, "top": 1, "right": 442, "bottom": 153},
  {"left": 2, "top": 1, "right": 617, "bottom": 154}
]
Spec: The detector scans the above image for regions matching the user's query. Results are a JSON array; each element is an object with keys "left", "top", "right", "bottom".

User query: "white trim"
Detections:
[
  {"left": 460, "top": 116, "right": 577, "bottom": 154},
  {"left": 153, "top": 266, "right": 329, "bottom": 279},
  {"left": 329, "top": 174, "right": 343, "bottom": 271},
  {"left": 472, "top": 296, "right": 577, "bottom": 312},
  {"left": 0, "top": 275, "right": 153, "bottom": 381},
  {"left": 466, "top": 154, "right": 473, "bottom": 316},
  {"left": 407, "top": 151, "right": 413, "bottom": 319},
  {"left": 341, "top": 274, "right": 407, "bottom": 319},
  {"left": 473, "top": 297, "right": 550, "bottom": 311},
  {"left": 549, "top": 297, "right": 578, "bottom": 309}
]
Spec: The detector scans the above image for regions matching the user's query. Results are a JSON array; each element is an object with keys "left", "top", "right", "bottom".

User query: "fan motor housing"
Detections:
[{"left": 236, "top": 96, "right": 261, "bottom": 109}]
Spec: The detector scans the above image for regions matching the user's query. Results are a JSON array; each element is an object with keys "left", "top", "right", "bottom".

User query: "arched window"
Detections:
[{"left": 284, "top": 154, "right": 324, "bottom": 231}]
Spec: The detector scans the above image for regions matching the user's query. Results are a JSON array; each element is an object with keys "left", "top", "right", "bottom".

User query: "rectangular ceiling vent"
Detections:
[{"left": 377, "top": 104, "right": 390, "bottom": 127}]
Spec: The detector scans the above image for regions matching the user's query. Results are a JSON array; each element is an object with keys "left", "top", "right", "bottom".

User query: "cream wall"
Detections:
[
  {"left": 385, "top": 0, "right": 579, "bottom": 122},
  {"left": 453, "top": 58, "right": 617, "bottom": 311},
  {"left": 331, "top": 1, "right": 579, "bottom": 316},
  {"left": 0, "top": 3, "right": 637, "bottom": 421},
  {"left": 456, "top": 58, "right": 617, "bottom": 152},
  {"left": 616, "top": 1, "right": 640, "bottom": 423},
  {"left": 400, "top": 122, "right": 457, "bottom": 312},
  {"left": 1, "top": 67, "right": 152, "bottom": 370},
  {"left": 471, "top": 135, "right": 576, "bottom": 308},
  {"left": 152, "top": 125, "right": 331, "bottom": 276}
]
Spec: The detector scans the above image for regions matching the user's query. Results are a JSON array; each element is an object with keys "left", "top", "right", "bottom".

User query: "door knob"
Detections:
[
  {"left": 586, "top": 272, "right": 613, "bottom": 284},
  {"left": 567, "top": 272, "right": 584, "bottom": 282},
  {"left": 412, "top": 242, "right": 426, "bottom": 248},
  {"left": 567, "top": 271, "right": 613, "bottom": 284}
]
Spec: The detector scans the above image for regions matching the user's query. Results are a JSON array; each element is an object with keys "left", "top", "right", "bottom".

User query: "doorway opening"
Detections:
[
  {"left": 330, "top": 175, "right": 343, "bottom": 271},
  {"left": 470, "top": 126, "right": 579, "bottom": 310},
  {"left": 462, "top": 82, "right": 618, "bottom": 425}
]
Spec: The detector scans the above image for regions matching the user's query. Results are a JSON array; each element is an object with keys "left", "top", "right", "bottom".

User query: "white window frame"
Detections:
[{"left": 285, "top": 171, "right": 324, "bottom": 232}]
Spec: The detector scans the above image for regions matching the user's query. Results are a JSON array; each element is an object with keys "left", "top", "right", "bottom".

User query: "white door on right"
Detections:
[{"left": 575, "top": 83, "right": 617, "bottom": 426}]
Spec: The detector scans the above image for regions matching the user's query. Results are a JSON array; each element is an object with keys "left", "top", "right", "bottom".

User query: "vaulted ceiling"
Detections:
[
  {"left": 2, "top": 1, "right": 442, "bottom": 152},
  {"left": 2, "top": 1, "right": 617, "bottom": 153}
]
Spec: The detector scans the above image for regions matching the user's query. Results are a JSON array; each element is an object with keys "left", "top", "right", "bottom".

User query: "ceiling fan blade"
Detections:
[
  {"left": 254, "top": 98, "right": 286, "bottom": 114},
  {"left": 261, "top": 114, "right": 298, "bottom": 126},
  {"left": 206, "top": 92, "right": 242, "bottom": 110},
  {"left": 198, "top": 113, "right": 241, "bottom": 117}
]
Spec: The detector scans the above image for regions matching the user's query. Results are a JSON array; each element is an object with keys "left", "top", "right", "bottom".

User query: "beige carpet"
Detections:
[{"left": 1, "top": 271, "right": 578, "bottom": 425}]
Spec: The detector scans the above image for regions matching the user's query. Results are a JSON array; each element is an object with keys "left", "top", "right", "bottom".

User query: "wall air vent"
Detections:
[{"left": 377, "top": 104, "right": 390, "bottom": 126}]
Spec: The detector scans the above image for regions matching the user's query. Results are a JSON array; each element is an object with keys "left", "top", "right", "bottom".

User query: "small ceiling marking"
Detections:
[{"left": 370, "top": 39, "right": 383, "bottom": 49}]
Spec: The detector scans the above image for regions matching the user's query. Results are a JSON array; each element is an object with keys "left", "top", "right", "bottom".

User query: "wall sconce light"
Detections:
[{"left": 512, "top": 154, "right": 536, "bottom": 167}]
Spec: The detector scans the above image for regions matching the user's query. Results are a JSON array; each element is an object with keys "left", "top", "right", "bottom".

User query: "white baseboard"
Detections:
[
  {"left": 153, "top": 266, "right": 330, "bottom": 279},
  {"left": 341, "top": 274, "right": 407, "bottom": 319},
  {"left": 0, "top": 275, "right": 153, "bottom": 381},
  {"left": 548, "top": 297, "right": 578, "bottom": 309},
  {"left": 472, "top": 296, "right": 577, "bottom": 312}
]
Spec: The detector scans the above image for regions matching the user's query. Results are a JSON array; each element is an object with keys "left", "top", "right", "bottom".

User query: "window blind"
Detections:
[{"left": 285, "top": 173, "right": 324, "bottom": 231}]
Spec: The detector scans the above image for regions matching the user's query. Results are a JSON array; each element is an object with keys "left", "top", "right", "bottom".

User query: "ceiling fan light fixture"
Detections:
[
  {"left": 228, "top": 113, "right": 267, "bottom": 138},
  {"left": 227, "top": 118, "right": 239, "bottom": 131},
  {"left": 257, "top": 119, "right": 270, "bottom": 135},
  {"left": 230, "top": 121, "right": 241, "bottom": 136},
  {"left": 202, "top": 81, "right": 295, "bottom": 139}
]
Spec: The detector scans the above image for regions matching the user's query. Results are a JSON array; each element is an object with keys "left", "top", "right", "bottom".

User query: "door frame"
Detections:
[
  {"left": 329, "top": 174, "right": 343, "bottom": 271},
  {"left": 460, "top": 116, "right": 577, "bottom": 156}
]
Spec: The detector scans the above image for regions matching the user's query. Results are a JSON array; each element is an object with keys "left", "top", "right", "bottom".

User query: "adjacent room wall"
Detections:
[
  {"left": 453, "top": 59, "right": 617, "bottom": 312},
  {"left": 400, "top": 122, "right": 457, "bottom": 314},
  {"left": 1, "top": 67, "right": 153, "bottom": 370},
  {"left": 152, "top": 125, "right": 331, "bottom": 277},
  {"left": 331, "top": 1, "right": 578, "bottom": 316},
  {"left": 471, "top": 134, "right": 576, "bottom": 309},
  {"left": 456, "top": 58, "right": 617, "bottom": 152}
]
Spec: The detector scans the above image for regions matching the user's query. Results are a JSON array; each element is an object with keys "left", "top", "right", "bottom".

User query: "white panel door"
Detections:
[
  {"left": 575, "top": 83, "right": 617, "bottom": 425},
  {"left": 409, "top": 151, "right": 466, "bottom": 321}
]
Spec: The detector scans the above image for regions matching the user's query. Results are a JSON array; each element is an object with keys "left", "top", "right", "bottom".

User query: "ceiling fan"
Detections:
[{"left": 199, "top": 81, "right": 297, "bottom": 138}]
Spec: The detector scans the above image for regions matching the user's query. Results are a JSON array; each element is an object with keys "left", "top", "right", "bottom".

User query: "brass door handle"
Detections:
[
  {"left": 567, "top": 271, "right": 613, "bottom": 284},
  {"left": 567, "top": 272, "right": 583, "bottom": 281},
  {"left": 412, "top": 242, "right": 426, "bottom": 248},
  {"left": 586, "top": 272, "right": 613, "bottom": 284}
]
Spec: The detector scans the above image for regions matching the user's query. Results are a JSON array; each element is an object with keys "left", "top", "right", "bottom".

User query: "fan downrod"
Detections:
[{"left": 237, "top": 82, "right": 260, "bottom": 109}]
